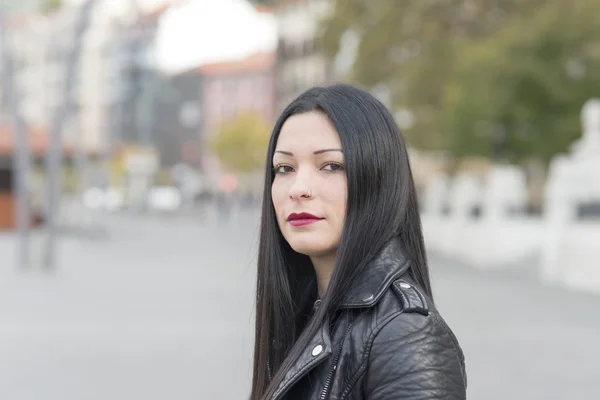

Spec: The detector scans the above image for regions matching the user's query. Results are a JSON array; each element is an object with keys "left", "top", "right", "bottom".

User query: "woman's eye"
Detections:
[
  {"left": 274, "top": 165, "right": 294, "bottom": 174},
  {"left": 322, "top": 163, "right": 344, "bottom": 172}
]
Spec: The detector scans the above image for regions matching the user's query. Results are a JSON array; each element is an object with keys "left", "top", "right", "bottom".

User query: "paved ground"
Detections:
[{"left": 1, "top": 209, "right": 599, "bottom": 399}]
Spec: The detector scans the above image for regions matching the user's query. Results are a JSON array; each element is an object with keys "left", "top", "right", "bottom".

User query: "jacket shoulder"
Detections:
[
  {"left": 367, "top": 277, "right": 467, "bottom": 391},
  {"left": 364, "top": 308, "right": 468, "bottom": 399},
  {"left": 386, "top": 277, "right": 464, "bottom": 367},
  {"left": 390, "top": 278, "right": 430, "bottom": 316}
]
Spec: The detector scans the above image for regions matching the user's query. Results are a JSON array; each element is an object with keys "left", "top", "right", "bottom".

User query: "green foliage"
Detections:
[
  {"left": 41, "top": 0, "right": 63, "bottom": 13},
  {"left": 318, "top": 0, "right": 600, "bottom": 163},
  {"left": 210, "top": 112, "right": 272, "bottom": 173}
]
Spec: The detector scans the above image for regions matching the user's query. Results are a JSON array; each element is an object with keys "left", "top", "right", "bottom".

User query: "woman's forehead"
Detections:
[{"left": 276, "top": 112, "right": 341, "bottom": 151}]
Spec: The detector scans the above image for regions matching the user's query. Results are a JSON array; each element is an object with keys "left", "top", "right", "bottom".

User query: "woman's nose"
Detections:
[{"left": 288, "top": 173, "right": 313, "bottom": 200}]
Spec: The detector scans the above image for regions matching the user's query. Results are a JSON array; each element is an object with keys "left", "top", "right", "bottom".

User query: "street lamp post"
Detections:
[
  {"left": 42, "top": 0, "right": 97, "bottom": 270},
  {"left": 0, "top": 9, "right": 32, "bottom": 270}
]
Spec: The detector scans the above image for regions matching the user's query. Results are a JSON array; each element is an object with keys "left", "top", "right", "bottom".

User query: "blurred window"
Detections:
[
  {"left": 277, "top": 38, "right": 287, "bottom": 59},
  {"left": 0, "top": 169, "right": 12, "bottom": 192},
  {"left": 577, "top": 202, "right": 600, "bottom": 220},
  {"left": 303, "top": 39, "right": 314, "bottom": 56}
]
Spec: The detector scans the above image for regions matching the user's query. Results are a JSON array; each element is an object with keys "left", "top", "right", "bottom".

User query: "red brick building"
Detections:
[{"left": 179, "top": 51, "right": 277, "bottom": 176}]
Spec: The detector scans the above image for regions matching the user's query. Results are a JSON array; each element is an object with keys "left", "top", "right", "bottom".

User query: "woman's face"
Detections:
[{"left": 271, "top": 111, "right": 347, "bottom": 259}]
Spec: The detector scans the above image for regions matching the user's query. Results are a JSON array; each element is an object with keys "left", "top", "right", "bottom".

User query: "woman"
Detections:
[{"left": 250, "top": 84, "right": 467, "bottom": 400}]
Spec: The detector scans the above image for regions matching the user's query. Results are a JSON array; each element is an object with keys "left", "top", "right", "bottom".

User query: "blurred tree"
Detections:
[
  {"left": 210, "top": 112, "right": 272, "bottom": 173},
  {"left": 442, "top": 1, "right": 600, "bottom": 162},
  {"left": 319, "top": 0, "right": 528, "bottom": 149},
  {"left": 41, "top": 0, "right": 63, "bottom": 13},
  {"left": 318, "top": 0, "right": 599, "bottom": 163}
]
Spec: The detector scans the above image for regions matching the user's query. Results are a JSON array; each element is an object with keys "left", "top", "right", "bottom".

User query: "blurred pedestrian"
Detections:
[
  {"left": 250, "top": 84, "right": 466, "bottom": 400},
  {"left": 216, "top": 190, "right": 232, "bottom": 223}
]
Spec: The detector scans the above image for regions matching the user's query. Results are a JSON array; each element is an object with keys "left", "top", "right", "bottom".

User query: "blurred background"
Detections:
[{"left": 0, "top": 0, "right": 599, "bottom": 398}]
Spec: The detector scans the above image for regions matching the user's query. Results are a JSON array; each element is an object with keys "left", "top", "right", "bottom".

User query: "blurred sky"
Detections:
[
  {"left": 0, "top": 0, "right": 41, "bottom": 11},
  {"left": 0, "top": 0, "right": 175, "bottom": 15},
  {"left": 154, "top": 0, "right": 277, "bottom": 74},
  {"left": 1, "top": 0, "right": 278, "bottom": 75}
]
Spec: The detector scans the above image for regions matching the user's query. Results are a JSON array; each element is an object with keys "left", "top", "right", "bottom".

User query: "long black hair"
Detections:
[{"left": 250, "top": 84, "right": 431, "bottom": 400}]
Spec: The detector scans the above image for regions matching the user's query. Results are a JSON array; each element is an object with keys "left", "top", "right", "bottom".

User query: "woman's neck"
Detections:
[{"left": 310, "top": 254, "right": 336, "bottom": 297}]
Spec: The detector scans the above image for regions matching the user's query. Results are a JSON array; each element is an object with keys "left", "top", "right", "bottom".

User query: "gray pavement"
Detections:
[
  {"left": 0, "top": 210, "right": 599, "bottom": 399},
  {"left": 430, "top": 256, "right": 600, "bottom": 399}
]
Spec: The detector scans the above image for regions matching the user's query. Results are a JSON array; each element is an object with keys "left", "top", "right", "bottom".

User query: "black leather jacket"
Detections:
[{"left": 271, "top": 239, "right": 467, "bottom": 400}]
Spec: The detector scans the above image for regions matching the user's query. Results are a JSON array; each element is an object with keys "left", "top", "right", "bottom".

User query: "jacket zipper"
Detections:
[
  {"left": 268, "top": 300, "right": 321, "bottom": 394},
  {"left": 267, "top": 359, "right": 272, "bottom": 381},
  {"left": 320, "top": 321, "right": 353, "bottom": 400}
]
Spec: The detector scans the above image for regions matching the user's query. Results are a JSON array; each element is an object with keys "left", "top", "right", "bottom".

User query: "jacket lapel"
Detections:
[
  {"left": 271, "top": 317, "right": 333, "bottom": 400},
  {"left": 271, "top": 237, "right": 410, "bottom": 399}
]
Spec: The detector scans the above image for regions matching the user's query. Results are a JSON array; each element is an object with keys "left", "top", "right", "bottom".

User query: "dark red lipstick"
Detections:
[{"left": 287, "top": 212, "right": 324, "bottom": 227}]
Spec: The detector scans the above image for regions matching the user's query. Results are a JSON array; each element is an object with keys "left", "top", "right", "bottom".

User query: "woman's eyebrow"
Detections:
[{"left": 274, "top": 149, "right": 343, "bottom": 156}]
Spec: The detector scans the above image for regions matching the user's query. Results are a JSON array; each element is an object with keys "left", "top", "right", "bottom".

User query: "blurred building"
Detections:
[
  {"left": 148, "top": 0, "right": 277, "bottom": 172},
  {"left": 150, "top": 70, "right": 203, "bottom": 168},
  {"left": 1, "top": 0, "right": 278, "bottom": 175},
  {"left": 2, "top": 3, "right": 123, "bottom": 155},
  {"left": 77, "top": 3, "right": 124, "bottom": 154},
  {"left": 163, "top": 50, "right": 276, "bottom": 174},
  {"left": 199, "top": 51, "right": 276, "bottom": 176},
  {"left": 272, "top": 0, "right": 333, "bottom": 112},
  {"left": 112, "top": 3, "right": 172, "bottom": 149},
  {"left": 0, "top": 123, "right": 80, "bottom": 229}
]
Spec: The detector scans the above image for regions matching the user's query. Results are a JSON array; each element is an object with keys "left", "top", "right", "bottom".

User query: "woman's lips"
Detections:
[
  {"left": 287, "top": 212, "right": 324, "bottom": 227},
  {"left": 288, "top": 218, "right": 323, "bottom": 227}
]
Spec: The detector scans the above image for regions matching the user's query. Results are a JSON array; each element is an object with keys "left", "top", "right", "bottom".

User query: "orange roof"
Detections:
[
  {"left": 0, "top": 124, "right": 76, "bottom": 157},
  {"left": 137, "top": 2, "right": 178, "bottom": 25},
  {"left": 184, "top": 51, "right": 276, "bottom": 77},
  {"left": 254, "top": 4, "right": 274, "bottom": 14}
]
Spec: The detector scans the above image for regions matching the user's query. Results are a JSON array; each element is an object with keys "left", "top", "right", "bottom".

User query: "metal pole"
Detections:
[
  {"left": 71, "top": 107, "right": 89, "bottom": 220},
  {"left": 0, "top": 9, "right": 32, "bottom": 270},
  {"left": 42, "top": 0, "right": 97, "bottom": 270},
  {"left": 128, "top": 0, "right": 155, "bottom": 148}
]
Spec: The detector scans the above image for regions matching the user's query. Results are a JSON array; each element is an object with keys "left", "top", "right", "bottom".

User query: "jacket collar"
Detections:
[
  {"left": 271, "top": 237, "right": 409, "bottom": 400},
  {"left": 339, "top": 236, "right": 410, "bottom": 309}
]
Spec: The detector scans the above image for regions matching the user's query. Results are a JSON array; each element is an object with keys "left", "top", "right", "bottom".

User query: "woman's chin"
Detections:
[{"left": 289, "top": 240, "right": 335, "bottom": 258}]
